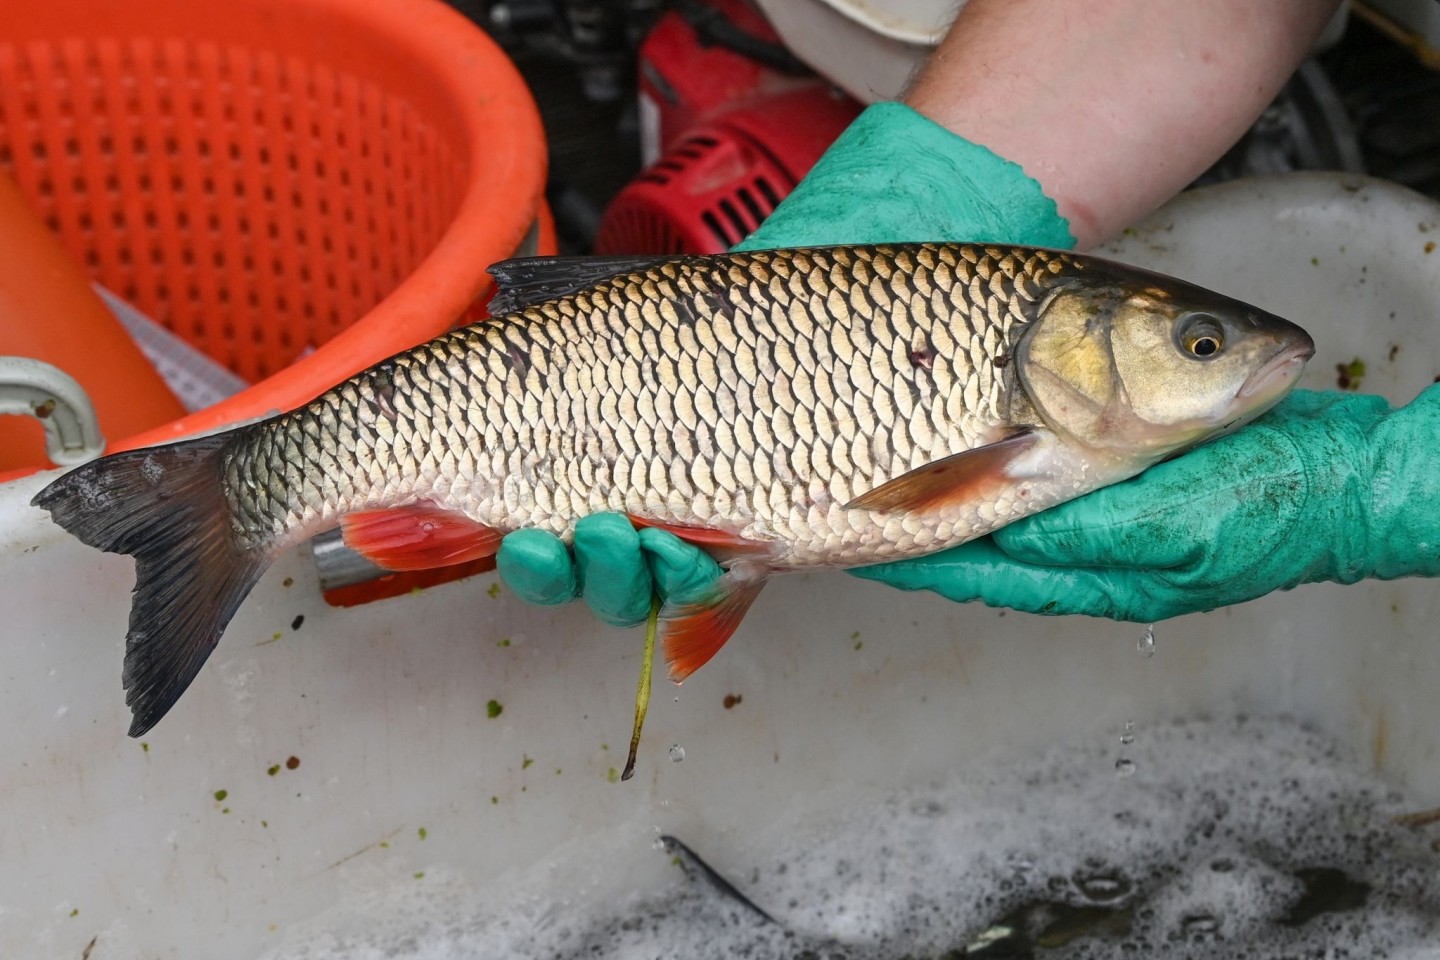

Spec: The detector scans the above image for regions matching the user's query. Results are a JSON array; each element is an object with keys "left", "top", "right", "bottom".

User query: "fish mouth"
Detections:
[{"left": 1236, "top": 336, "right": 1316, "bottom": 404}]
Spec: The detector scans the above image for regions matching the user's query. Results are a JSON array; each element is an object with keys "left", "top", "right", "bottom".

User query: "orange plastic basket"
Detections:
[{"left": 0, "top": 0, "right": 551, "bottom": 472}]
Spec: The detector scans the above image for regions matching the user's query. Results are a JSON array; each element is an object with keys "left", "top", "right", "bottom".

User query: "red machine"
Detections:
[{"left": 594, "top": 0, "right": 861, "bottom": 255}]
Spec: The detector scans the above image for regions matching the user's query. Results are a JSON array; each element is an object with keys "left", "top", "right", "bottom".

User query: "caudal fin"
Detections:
[{"left": 31, "top": 434, "right": 268, "bottom": 737}]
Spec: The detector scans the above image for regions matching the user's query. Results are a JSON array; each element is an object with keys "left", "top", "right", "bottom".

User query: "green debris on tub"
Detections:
[
  {"left": 497, "top": 637, "right": 511, "bottom": 647},
  {"left": 607, "top": 767, "right": 620, "bottom": 783},
  {"left": 213, "top": 789, "right": 228, "bottom": 802},
  {"left": 418, "top": 827, "right": 428, "bottom": 841},
  {"left": 1337, "top": 358, "right": 1366, "bottom": 391},
  {"left": 522, "top": 754, "right": 534, "bottom": 770},
  {"left": 414, "top": 871, "right": 425, "bottom": 880},
  {"left": 141, "top": 742, "right": 149, "bottom": 753},
  {"left": 491, "top": 796, "right": 499, "bottom": 805},
  {"left": 268, "top": 764, "right": 280, "bottom": 777},
  {"left": 487, "top": 582, "right": 502, "bottom": 599},
  {"left": 69, "top": 908, "right": 78, "bottom": 917},
  {"left": 486, "top": 699, "right": 503, "bottom": 719}
]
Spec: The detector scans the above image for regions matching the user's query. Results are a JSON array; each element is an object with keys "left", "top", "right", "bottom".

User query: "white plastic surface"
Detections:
[{"left": 2, "top": 172, "right": 1440, "bottom": 958}]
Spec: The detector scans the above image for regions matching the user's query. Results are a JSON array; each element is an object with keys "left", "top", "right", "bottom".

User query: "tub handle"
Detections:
[{"left": 0, "top": 356, "right": 106, "bottom": 466}]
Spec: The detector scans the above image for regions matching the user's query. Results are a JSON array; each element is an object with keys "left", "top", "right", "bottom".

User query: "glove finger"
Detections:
[
  {"left": 638, "top": 527, "right": 723, "bottom": 606},
  {"left": 496, "top": 529, "right": 578, "bottom": 606},
  {"left": 848, "top": 539, "right": 1163, "bottom": 621},
  {"left": 574, "top": 513, "right": 654, "bottom": 628}
]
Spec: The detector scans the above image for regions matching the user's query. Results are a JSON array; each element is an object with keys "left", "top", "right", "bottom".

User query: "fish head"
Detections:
[{"left": 1014, "top": 260, "right": 1315, "bottom": 466}]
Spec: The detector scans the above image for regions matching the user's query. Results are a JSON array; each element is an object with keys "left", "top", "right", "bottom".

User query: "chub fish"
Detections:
[{"left": 32, "top": 243, "right": 1315, "bottom": 736}]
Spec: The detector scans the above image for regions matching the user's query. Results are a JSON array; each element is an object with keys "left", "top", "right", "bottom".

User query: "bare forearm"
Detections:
[{"left": 904, "top": 0, "right": 1341, "bottom": 248}]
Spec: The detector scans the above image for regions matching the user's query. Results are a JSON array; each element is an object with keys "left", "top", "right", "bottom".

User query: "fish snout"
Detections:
[{"left": 1237, "top": 333, "right": 1315, "bottom": 403}]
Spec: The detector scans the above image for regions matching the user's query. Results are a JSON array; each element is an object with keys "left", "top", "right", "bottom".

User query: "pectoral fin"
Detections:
[{"left": 843, "top": 429, "right": 1038, "bottom": 514}]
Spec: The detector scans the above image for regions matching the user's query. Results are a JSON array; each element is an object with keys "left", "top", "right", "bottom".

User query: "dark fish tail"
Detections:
[{"left": 30, "top": 434, "right": 268, "bottom": 737}]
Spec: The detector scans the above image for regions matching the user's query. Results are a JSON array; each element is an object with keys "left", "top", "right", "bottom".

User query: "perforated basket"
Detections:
[{"left": 0, "top": 0, "right": 550, "bottom": 463}]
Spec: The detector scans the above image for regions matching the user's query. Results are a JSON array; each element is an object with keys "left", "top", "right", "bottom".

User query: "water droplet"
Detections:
[
  {"left": 1182, "top": 913, "right": 1220, "bottom": 935},
  {"left": 1115, "top": 757, "right": 1136, "bottom": 778},
  {"left": 669, "top": 744, "right": 685, "bottom": 763},
  {"left": 1121, "top": 720, "right": 1135, "bottom": 745},
  {"left": 1137, "top": 625, "right": 1155, "bottom": 658},
  {"left": 1073, "top": 869, "right": 1133, "bottom": 903}
]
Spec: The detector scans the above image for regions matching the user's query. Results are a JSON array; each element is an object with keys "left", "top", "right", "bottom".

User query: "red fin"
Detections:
[
  {"left": 843, "top": 430, "right": 1038, "bottom": 514},
  {"left": 627, "top": 514, "right": 774, "bottom": 564},
  {"left": 340, "top": 503, "right": 503, "bottom": 572},
  {"left": 661, "top": 562, "right": 769, "bottom": 682}
]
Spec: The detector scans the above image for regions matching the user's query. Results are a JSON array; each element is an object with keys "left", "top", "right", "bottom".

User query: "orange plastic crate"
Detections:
[{"left": 0, "top": 0, "right": 551, "bottom": 467}]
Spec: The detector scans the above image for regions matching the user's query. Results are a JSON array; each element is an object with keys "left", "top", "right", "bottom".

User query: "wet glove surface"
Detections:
[
  {"left": 493, "top": 102, "right": 1074, "bottom": 621},
  {"left": 851, "top": 386, "right": 1440, "bottom": 620}
]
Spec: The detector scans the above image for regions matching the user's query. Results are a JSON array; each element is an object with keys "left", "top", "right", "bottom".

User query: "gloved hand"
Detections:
[
  {"left": 496, "top": 102, "right": 1074, "bottom": 626},
  {"left": 851, "top": 386, "right": 1440, "bottom": 619}
]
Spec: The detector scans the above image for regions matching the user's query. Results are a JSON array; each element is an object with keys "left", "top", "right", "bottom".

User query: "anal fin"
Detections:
[
  {"left": 340, "top": 503, "right": 503, "bottom": 572},
  {"left": 661, "top": 561, "right": 769, "bottom": 682}
]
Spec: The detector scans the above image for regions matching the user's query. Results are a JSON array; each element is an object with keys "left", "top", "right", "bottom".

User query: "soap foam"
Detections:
[{"left": 262, "top": 713, "right": 1440, "bottom": 959}]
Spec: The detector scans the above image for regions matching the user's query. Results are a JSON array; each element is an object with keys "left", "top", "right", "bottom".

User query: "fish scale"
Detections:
[
  {"left": 33, "top": 240, "right": 1315, "bottom": 736},
  {"left": 219, "top": 243, "right": 1060, "bottom": 567}
]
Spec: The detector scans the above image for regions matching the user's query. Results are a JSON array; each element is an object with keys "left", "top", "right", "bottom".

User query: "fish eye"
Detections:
[{"left": 1178, "top": 313, "right": 1224, "bottom": 359}]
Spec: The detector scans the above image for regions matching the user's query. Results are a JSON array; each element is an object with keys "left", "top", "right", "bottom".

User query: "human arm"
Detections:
[{"left": 903, "top": 0, "right": 1342, "bottom": 249}]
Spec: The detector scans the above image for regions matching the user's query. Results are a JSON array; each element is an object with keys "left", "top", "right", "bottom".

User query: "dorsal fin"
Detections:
[{"left": 486, "top": 254, "right": 681, "bottom": 315}]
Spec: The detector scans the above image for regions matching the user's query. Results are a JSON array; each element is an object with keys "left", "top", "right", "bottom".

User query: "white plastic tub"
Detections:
[{"left": 3, "top": 171, "right": 1439, "bottom": 958}]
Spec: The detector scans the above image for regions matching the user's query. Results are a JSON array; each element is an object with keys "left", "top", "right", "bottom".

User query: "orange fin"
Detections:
[
  {"left": 662, "top": 561, "right": 769, "bottom": 682},
  {"left": 627, "top": 514, "right": 775, "bottom": 564},
  {"left": 340, "top": 503, "right": 503, "bottom": 572},
  {"left": 843, "top": 430, "right": 1038, "bottom": 514}
]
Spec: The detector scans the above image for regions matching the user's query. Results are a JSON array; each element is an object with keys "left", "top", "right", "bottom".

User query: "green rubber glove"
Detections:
[
  {"left": 851, "top": 386, "right": 1440, "bottom": 619},
  {"left": 495, "top": 102, "right": 1073, "bottom": 626}
]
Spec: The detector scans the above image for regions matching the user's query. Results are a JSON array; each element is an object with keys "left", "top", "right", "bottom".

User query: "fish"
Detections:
[{"left": 30, "top": 243, "right": 1315, "bottom": 736}]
